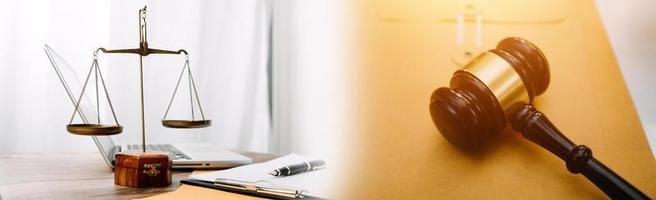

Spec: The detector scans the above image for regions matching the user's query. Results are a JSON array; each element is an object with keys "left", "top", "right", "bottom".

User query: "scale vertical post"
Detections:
[
  {"left": 138, "top": 6, "right": 147, "bottom": 153},
  {"left": 139, "top": 55, "right": 146, "bottom": 153},
  {"left": 114, "top": 7, "right": 171, "bottom": 188}
]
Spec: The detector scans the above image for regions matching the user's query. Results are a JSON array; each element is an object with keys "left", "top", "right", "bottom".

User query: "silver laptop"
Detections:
[
  {"left": 92, "top": 136, "right": 252, "bottom": 169},
  {"left": 45, "top": 44, "right": 252, "bottom": 169}
]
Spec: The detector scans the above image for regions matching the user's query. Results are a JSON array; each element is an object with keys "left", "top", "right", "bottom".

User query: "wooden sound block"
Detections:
[{"left": 114, "top": 151, "right": 172, "bottom": 188}]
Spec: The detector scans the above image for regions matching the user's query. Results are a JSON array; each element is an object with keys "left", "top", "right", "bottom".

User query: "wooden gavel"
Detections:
[{"left": 429, "top": 37, "right": 649, "bottom": 199}]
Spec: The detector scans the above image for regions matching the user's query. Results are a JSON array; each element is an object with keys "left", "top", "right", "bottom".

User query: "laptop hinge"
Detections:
[{"left": 109, "top": 145, "right": 121, "bottom": 166}]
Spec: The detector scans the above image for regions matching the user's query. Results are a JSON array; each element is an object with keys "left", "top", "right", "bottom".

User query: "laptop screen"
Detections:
[
  {"left": 93, "top": 136, "right": 116, "bottom": 166},
  {"left": 45, "top": 44, "right": 116, "bottom": 167}
]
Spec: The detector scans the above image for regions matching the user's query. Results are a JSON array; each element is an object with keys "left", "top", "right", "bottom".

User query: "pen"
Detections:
[
  {"left": 269, "top": 160, "right": 325, "bottom": 177},
  {"left": 213, "top": 178, "right": 305, "bottom": 199}
]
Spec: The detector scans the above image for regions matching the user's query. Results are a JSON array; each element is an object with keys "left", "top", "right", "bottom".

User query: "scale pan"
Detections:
[
  {"left": 162, "top": 120, "right": 211, "bottom": 129},
  {"left": 67, "top": 124, "right": 123, "bottom": 136}
]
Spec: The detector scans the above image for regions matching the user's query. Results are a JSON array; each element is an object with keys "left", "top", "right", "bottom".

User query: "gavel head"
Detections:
[{"left": 429, "top": 37, "right": 550, "bottom": 149}]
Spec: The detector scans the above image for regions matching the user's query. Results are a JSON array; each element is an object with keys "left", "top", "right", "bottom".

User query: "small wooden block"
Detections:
[{"left": 114, "top": 151, "right": 172, "bottom": 188}]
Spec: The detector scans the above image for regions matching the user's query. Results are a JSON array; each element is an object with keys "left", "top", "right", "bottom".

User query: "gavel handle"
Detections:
[{"left": 510, "top": 104, "right": 649, "bottom": 200}]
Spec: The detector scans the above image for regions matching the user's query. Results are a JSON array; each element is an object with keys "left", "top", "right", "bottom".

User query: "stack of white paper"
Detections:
[{"left": 189, "top": 154, "right": 332, "bottom": 198}]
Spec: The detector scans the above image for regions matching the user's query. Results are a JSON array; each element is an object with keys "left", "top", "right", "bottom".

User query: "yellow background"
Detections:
[{"left": 344, "top": 0, "right": 656, "bottom": 198}]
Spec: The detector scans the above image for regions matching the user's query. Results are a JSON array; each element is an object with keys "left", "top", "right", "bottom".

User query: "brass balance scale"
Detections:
[{"left": 64, "top": 6, "right": 210, "bottom": 188}]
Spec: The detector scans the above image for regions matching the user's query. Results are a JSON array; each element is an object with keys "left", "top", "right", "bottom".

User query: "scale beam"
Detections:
[
  {"left": 96, "top": 47, "right": 188, "bottom": 57},
  {"left": 95, "top": 5, "right": 189, "bottom": 57}
]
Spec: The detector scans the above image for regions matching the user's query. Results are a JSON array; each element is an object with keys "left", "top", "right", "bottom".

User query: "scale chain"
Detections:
[
  {"left": 68, "top": 60, "right": 97, "bottom": 125},
  {"left": 95, "top": 59, "right": 120, "bottom": 125},
  {"left": 162, "top": 60, "right": 189, "bottom": 119},
  {"left": 187, "top": 61, "right": 206, "bottom": 120}
]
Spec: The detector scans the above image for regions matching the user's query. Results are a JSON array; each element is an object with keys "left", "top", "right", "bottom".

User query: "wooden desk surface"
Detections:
[{"left": 0, "top": 152, "right": 276, "bottom": 200}]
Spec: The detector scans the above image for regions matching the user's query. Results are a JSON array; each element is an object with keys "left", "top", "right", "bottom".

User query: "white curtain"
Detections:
[
  {"left": 269, "top": 0, "right": 348, "bottom": 160},
  {"left": 0, "top": 0, "right": 113, "bottom": 153},
  {"left": 104, "top": 0, "right": 272, "bottom": 153},
  {"left": 0, "top": 0, "right": 272, "bottom": 153},
  {"left": 0, "top": 0, "right": 347, "bottom": 159}
]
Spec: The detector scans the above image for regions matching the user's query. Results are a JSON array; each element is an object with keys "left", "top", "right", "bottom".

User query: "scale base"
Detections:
[{"left": 114, "top": 151, "right": 172, "bottom": 188}]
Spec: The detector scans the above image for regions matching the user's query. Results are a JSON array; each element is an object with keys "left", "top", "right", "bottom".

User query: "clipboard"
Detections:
[{"left": 180, "top": 179, "right": 325, "bottom": 199}]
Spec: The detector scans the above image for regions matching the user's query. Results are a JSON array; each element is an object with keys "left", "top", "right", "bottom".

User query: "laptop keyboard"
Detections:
[{"left": 126, "top": 144, "right": 192, "bottom": 160}]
